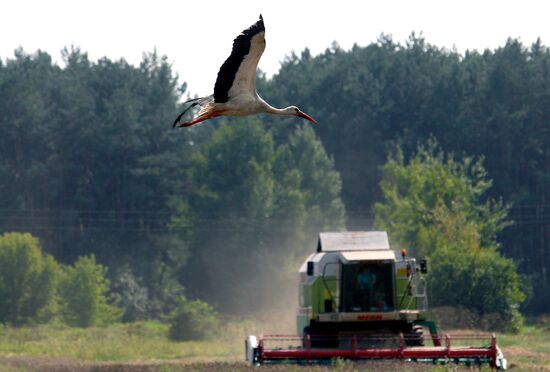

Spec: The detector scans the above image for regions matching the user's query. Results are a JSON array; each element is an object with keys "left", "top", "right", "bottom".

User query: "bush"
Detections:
[
  {"left": 0, "top": 232, "right": 59, "bottom": 325},
  {"left": 429, "top": 246, "right": 525, "bottom": 332},
  {"left": 168, "top": 299, "right": 220, "bottom": 341},
  {"left": 58, "top": 255, "right": 122, "bottom": 327}
]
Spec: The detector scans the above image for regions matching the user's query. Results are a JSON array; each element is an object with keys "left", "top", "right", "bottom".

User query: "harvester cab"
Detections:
[
  {"left": 245, "top": 231, "right": 507, "bottom": 369},
  {"left": 296, "top": 231, "right": 429, "bottom": 346}
]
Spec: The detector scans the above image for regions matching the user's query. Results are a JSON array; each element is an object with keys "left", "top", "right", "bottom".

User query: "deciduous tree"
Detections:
[
  {"left": 58, "top": 255, "right": 122, "bottom": 327},
  {"left": 0, "top": 232, "right": 59, "bottom": 325}
]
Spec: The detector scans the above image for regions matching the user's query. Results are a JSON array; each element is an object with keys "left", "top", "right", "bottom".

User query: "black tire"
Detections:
[
  {"left": 302, "top": 326, "right": 310, "bottom": 348},
  {"left": 405, "top": 324, "right": 425, "bottom": 347},
  {"left": 303, "top": 324, "right": 339, "bottom": 348}
]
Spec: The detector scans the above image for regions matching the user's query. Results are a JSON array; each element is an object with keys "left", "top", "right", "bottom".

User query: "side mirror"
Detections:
[
  {"left": 420, "top": 259, "right": 428, "bottom": 274},
  {"left": 307, "top": 261, "right": 314, "bottom": 276}
]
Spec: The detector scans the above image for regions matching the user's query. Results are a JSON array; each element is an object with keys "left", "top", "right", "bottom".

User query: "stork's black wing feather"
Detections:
[
  {"left": 213, "top": 15, "right": 265, "bottom": 103},
  {"left": 172, "top": 95, "right": 214, "bottom": 128}
]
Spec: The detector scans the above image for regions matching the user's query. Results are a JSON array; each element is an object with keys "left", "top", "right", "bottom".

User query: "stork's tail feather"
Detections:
[
  {"left": 172, "top": 108, "right": 191, "bottom": 128},
  {"left": 172, "top": 95, "right": 214, "bottom": 128}
]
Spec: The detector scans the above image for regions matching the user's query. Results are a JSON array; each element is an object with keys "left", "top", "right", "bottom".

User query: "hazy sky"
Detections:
[{"left": 1, "top": 0, "right": 549, "bottom": 96}]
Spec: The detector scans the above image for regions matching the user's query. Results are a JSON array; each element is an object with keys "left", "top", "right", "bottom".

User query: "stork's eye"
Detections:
[{"left": 294, "top": 108, "right": 299, "bottom": 113}]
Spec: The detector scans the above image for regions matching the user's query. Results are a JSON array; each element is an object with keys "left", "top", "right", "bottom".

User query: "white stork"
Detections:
[{"left": 173, "top": 15, "right": 318, "bottom": 128}]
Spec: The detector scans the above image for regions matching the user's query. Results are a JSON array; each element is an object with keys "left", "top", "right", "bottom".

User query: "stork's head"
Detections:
[{"left": 287, "top": 106, "right": 318, "bottom": 125}]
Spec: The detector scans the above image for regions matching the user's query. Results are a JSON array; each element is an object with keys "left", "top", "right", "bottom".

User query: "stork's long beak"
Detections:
[{"left": 297, "top": 110, "right": 319, "bottom": 125}]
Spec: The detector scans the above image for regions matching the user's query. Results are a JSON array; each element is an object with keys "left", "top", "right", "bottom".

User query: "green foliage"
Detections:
[
  {"left": 375, "top": 141, "right": 511, "bottom": 258},
  {"left": 111, "top": 264, "right": 150, "bottom": 322},
  {"left": 374, "top": 143, "right": 524, "bottom": 330},
  {"left": 0, "top": 232, "right": 59, "bottom": 325},
  {"left": 58, "top": 255, "right": 122, "bottom": 327},
  {"left": 168, "top": 299, "right": 220, "bottom": 341},
  {"left": 120, "top": 234, "right": 187, "bottom": 319},
  {"left": 0, "top": 48, "right": 194, "bottom": 298},
  {"left": 430, "top": 246, "right": 524, "bottom": 332},
  {"left": 174, "top": 120, "right": 345, "bottom": 312}
]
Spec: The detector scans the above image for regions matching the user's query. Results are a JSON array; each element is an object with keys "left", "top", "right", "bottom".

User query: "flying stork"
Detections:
[{"left": 172, "top": 15, "right": 318, "bottom": 128}]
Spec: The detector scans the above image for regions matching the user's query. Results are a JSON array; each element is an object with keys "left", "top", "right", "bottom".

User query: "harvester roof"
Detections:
[
  {"left": 300, "top": 232, "right": 395, "bottom": 275},
  {"left": 317, "top": 231, "right": 390, "bottom": 252},
  {"left": 339, "top": 250, "right": 396, "bottom": 262}
]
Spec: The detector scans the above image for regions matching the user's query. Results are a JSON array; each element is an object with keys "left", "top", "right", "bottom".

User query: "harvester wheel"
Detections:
[
  {"left": 405, "top": 325, "right": 425, "bottom": 347},
  {"left": 303, "top": 326, "right": 339, "bottom": 348},
  {"left": 302, "top": 326, "right": 310, "bottom": 348}
]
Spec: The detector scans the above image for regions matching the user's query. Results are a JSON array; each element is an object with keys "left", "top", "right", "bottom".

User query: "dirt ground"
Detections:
[
  {"left": 0, "top": 357, "right": 454, "bottom": 372},
  {"left": 2, "top": 345, "right": 548, "bottom": 371},
  {"left": 2, "top": 349, "right": 550, "bottom": 371}
]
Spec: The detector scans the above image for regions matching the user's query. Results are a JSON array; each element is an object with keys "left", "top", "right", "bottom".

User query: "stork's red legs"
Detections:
[
  {"left": 178, "top": 115, "right": 212, "bottom": 128},
  {"left": 177, "top": 110, "right": 227, "bottom": 128}
]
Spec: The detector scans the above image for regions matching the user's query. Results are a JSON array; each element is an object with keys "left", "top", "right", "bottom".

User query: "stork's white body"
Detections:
[{"left": 207, "top": 96, "right": 272, "bottom": 116}]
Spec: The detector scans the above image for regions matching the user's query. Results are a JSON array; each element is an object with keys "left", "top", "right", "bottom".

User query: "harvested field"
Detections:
[{"left": 0, "top": 357, "right": 474, "bottom": 371}]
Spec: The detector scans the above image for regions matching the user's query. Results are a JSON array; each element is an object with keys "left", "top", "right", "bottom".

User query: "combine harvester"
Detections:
[{"left": 245, "top": 231, "right": 507, "bottom": 369}]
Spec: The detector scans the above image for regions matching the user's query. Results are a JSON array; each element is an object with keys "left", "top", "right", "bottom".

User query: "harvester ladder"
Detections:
[{"left": 402, "top": 275, "right": 428, "bottom": 311}]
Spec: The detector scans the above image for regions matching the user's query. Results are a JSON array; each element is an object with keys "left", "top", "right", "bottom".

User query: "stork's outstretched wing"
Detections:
[{"left": 213, "top": 15, "right": 266, "bottom": 103}]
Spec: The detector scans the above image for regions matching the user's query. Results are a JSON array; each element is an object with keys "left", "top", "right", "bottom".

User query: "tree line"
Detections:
[{"left": 0, "top": 35, "right": 549, "bottom": 324}]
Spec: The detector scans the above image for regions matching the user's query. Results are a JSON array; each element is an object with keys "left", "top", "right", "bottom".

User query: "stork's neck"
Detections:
[
  {"left": 265, "top": 105, "right": 295, "bottom": 116},
  {"left": 257, "top": 96, "right": 297, "bottom": 116}
]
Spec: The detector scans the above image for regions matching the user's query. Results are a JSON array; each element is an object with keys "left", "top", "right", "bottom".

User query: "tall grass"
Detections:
[{"left": 0, "top": 321, "right": 242, "bottom": 362}]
